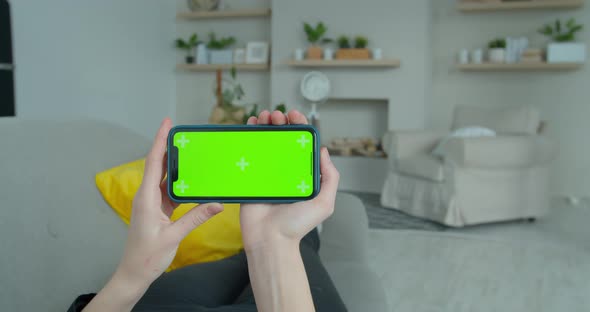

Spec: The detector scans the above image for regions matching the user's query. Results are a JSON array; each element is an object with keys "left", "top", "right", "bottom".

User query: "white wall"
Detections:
[
  {"left": 270, "top": 0, "right": 431, "bottom": 193},
  {"left": 431, "top": 0, "right": 590, "bottom": 197},
  {"left": 270, "top": 0, "right": 431, "bottom": 131},
  {"left": 175, "top": 0, "right": 270, "bottom": 125},
  {"left": 11, "top": 0, "right": 176, "bottom": 138}
]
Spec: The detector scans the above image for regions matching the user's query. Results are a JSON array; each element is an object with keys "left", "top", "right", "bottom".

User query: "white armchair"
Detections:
[{"left": 381, "top": 105, "right": 555, "bottom": 227}]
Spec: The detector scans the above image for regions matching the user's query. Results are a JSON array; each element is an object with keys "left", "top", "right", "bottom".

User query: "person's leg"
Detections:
[
  {"left": 133, "top": 251, "right": 250, "bottom": 311},
  {"left": 234, "top": 229, "right": 347, "bottom": 311}
]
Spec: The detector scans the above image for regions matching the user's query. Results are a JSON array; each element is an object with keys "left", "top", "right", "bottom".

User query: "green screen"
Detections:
[{"left": 172, "top": 130, "right": 315, "bottom": 198}]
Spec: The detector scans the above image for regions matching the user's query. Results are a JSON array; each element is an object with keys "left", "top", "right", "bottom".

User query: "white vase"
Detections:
[
  {"left": 233, "top": 48, "right": 246, "bottom": 63},
  {"left": 294, "top": 48, "right": 304, "bottom": 61},
  {"left": 196, "top": 43, "right": 208, "bottom": 64},
  {"left": 323, "top": 48, "right": 333, "bottom": 60},
  {"left": 372, "top": 48, "right": 383, "bottom": 60},
  {"left": 547, "top": 43, "right": 586, "bottom": 63},
  {"left": 471, "top": 49, "right": 483, "bottom": 64},
  {"left": 458, "top": 49, "right": 469, "bottom": 64},
  {"left": 488, "top": 48, "right": 506, "bottom": 64},
  {"left": 209, "top": 49, "right": 233, "bottom": 64}
]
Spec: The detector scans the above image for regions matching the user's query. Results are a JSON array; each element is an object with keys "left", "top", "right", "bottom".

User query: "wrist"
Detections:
[
  {"left": 243, "top": 231, "right": 300, "bottom": 255},
  {"left": 109, "top": 267, "right": 150, "bottom": 302},
  {"left": 83, "top": 269, "right": 149, "bottom": 312}
]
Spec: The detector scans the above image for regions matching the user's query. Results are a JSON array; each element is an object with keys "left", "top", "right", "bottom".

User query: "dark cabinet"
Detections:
[{"left": 1, "top": 0, "right": 15, "bottom": 117}]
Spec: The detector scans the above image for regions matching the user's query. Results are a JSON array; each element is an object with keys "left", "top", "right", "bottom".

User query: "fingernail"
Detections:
[{"left": 207, "top": 204, "right": 224, "bottom": 215}]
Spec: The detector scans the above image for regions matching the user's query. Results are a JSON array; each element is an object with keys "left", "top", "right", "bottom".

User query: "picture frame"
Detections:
[{"left": 245, "top": 42, "right": 269, "bottom": 64}]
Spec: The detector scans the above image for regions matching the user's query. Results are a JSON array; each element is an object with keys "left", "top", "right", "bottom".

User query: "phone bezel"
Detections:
[{"left": 167, "top": 124, "right": 321, "bottom": 203}]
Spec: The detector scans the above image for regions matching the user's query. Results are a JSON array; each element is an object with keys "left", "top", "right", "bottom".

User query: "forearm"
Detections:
[
  {"left": 246, "top": 238, "right": 315, "bottom": 312},
  {"left": 82, "top": 269, "right": 148, "bottom": 312}
]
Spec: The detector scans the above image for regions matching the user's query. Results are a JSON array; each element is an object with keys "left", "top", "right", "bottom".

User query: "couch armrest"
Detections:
[
  {"left": 383, "top": 130, "right": 447, "bottom": 160},
  {"left": 320, "top": 193, "right": 369, "bottom": 264},
  {"left": 442, "top": 135, "right": 555, "bottom": 168}
]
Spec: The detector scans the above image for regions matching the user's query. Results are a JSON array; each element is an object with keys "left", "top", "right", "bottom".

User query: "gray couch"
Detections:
[{"left": 0, "top": 119, "right": 387, "bottom": 312}]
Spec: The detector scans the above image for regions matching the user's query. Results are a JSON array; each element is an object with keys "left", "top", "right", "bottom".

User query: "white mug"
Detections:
[
  {"left": 471, "top": 49, "right": 483, "bottom": 64},
  {"left": 294, "top": 49, "right": 304, "bottom": 61},
  {"left": 458, "top": 49, "right": 470, "bottom": 64}
]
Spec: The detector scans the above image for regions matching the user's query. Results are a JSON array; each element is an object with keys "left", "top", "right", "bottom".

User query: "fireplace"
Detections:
[
  {"left": 313, "top": 97, "right": 389, "bottom": 192},
  {"left": 317, "top": 97, "right": 388, "bottom": 158}
]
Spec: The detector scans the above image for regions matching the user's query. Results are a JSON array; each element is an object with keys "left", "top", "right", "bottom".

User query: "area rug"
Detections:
[
  {"left": 345, "top": 191, "right": 446, "bottom": 231},
  {"left": 367, "top": 229, "right": 590, "bottom": 312}
]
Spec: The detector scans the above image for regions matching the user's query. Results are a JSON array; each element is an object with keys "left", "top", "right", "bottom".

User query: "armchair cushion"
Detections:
[
  {"left": 441, "top": 135, "right": 554, "bottom": 169},
  {"left": 452, "top": 105, "right": 540, "bottom": 135},
  {"left": 397, "top": 154, "right": 445, "bottom": 182},
  {"left": 384, "top": 130, "right": 447, "bottom": 160},
  {"left": 432, "top": 126, "right": 496, "bottom": 158}
]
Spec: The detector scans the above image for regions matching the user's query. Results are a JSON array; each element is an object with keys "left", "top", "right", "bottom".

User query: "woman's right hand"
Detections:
[{"left": 82, "top": 118, "right": 223, "bottom": 312}]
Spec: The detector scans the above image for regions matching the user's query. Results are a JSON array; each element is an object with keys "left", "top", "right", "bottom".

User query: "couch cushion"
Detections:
[
  {"left": 0, "top": 119, "right": 150, "bottom": 312},
  {"left": 397, "top": 154, "right": 445, "bottom": 182},
  {"left": 452, "top": 105, "right": 540, "bottom": 135}
]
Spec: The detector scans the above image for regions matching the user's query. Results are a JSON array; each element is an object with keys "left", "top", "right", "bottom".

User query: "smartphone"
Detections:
[{"left": 167, "top": 125, "right": 320, "bottom": 203}]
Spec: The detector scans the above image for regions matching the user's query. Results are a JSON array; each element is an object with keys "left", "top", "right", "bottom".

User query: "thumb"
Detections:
[{"left": 170, "top": 203, "right": 224, "bottom": 240}]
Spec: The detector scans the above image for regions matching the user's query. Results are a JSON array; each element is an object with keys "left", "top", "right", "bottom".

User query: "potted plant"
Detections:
[
  {"left": 488, "top": 38, "right": 506, "bottom": 64},
  {"left": 207, "top": 32, "right": 236, "bottom": 64},
  {"left": 175, "top": 33, "right": 200, "bottom": 64},
  {"left": 335, "top": 35, "right": 371, "bottom": 59},
  {"left": 210, "top": 68, "right": 246, "bottom": 124},
  {"left": 303, "top": 22, "right": 332, "bottom": 60},
  {"left": 242, "top": 102, "right": 288, "bottom": 124},
  {"left": 539, "top": 18, "right": 585, "bottom": 63}
]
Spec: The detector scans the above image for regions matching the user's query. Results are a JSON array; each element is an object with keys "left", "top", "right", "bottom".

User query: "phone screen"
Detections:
[{"left": 168, "top": 125, "right": 319, "bottom": 203}]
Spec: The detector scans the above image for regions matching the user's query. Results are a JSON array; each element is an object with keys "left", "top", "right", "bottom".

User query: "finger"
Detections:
[
  {"left": 313, "top": 148, "right": 339, "bottom": 208},
  {"left": 258, "top": 110, "right": 271, "bottom": 124},
  {"left": 143, "top": 118, "right": 173, "bottom": 187},
  {"left": 270, "top": 110, "right": 288, "bottom": 125},
  {"left": 160, "top": 178, "right": 179, "bottom": 217},
  {"left": 247, "top": 116, "right": 258, "bottom": 125},
  {"left": 287, "top": 110, "right": 309, "bottom": 125},
  {"left": 170, "top": 203, "right": 224, "bottom": 240}
]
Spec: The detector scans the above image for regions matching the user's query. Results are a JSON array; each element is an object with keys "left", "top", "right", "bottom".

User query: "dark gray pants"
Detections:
[{"left": 133, "top": 229, "right": 347, "bottom": 311}]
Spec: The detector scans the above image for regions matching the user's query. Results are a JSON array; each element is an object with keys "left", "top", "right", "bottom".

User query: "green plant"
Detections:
[
  {"left": 275, "top": 103, "right": 286, "bottom": 114},
  {"left": 303, "top": 22, "right": 332, "bottom": 45},
  {"left": 175, "top": 33, "right": 200, "bottom": 56},
  {"left": 488, "top": 38, "right": 506, "bottom": 49},
  {"left": 539, "top": 18, "right": 583, "bottom": 42},
  {"left": 207, "top": 32, "right": 236, "bottom": 50},
  {"left": 242, "top": 103, "right": 288, "bottom": 124},
  {"left": 243, "top": 104, "right": 259, "bottom": 124},
  {"left": 354, "top": 36, "right": 368, "bottom": 49},
  {"left": 213, "top": 66, "right": 244, "bottom": 109},
  {"left": 337, "top": 36, "right": 351, "bottom": 49}
]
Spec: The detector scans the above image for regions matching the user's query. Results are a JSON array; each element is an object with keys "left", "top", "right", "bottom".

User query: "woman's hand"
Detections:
[
  {"left": 240, "top": 110, "right": 339, "bottom": 251},
  {"left": 240, "top": 110, "right": 340, "bottom": 312},
  {"left": 83, "top": 118, "right": 223, "bottom": 312}
]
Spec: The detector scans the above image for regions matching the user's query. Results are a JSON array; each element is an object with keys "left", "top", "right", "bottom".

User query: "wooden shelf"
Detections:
[
  {"left": 458, "top": 62, "right": 583, "bottom": 71},
  {"left": 176, "top": 63, "right": 269, "bottom": 72},
  {"left": 177, "top": 8, "right": 271, "bottom": 19},
  {"left": 285, "top": 59, "right": 401, "bottom": 68},
  {"left": 458, "top": 0, "right": 584, "bottom": 12}
]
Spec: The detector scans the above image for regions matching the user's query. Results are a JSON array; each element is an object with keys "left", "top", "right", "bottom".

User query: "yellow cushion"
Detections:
[{"left": 95, "top": 158, "right": 243, "bottom": 271}]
